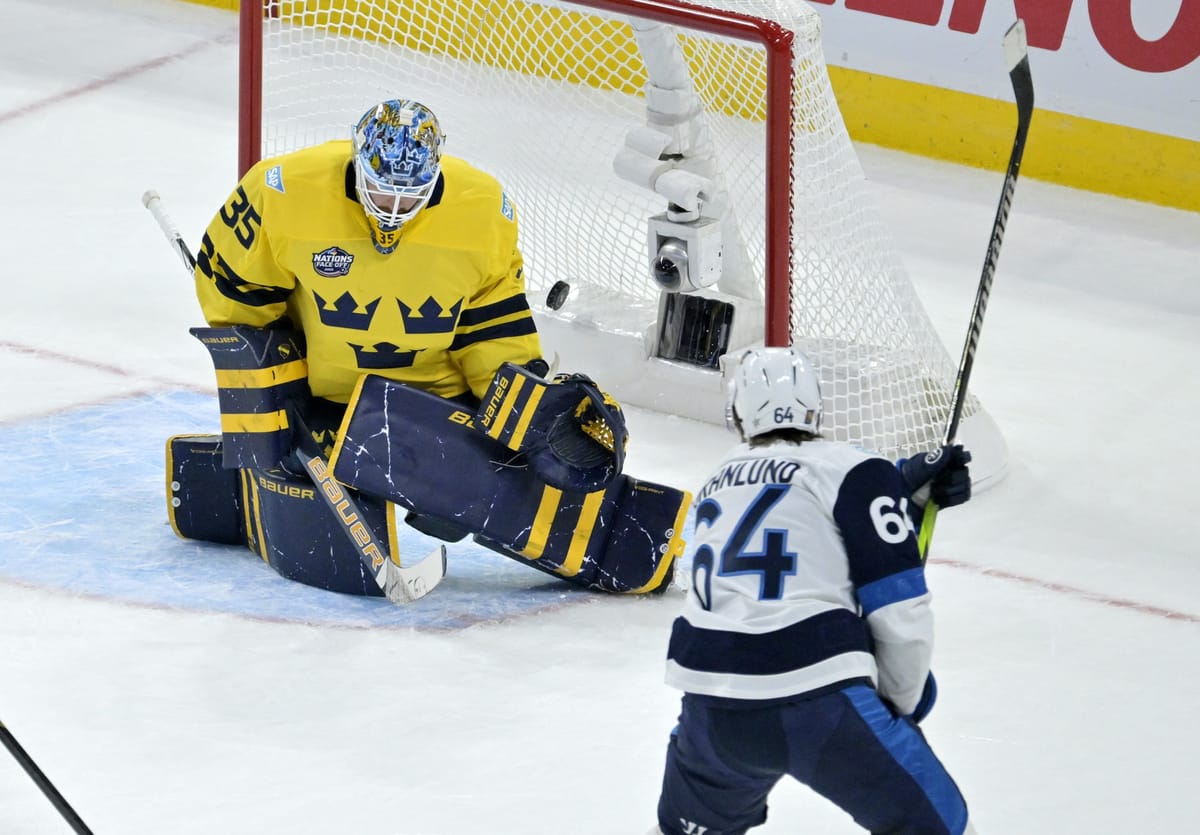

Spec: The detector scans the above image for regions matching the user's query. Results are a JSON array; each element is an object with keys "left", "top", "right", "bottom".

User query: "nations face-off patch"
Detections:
[{"left": 312, "top": 246, "right": 355, "bottom": 278}]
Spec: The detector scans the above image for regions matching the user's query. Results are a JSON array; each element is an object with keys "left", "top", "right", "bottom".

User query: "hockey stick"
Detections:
[
  {"left": 1, "top": 719, "right": 94, "bottom": 834},
  {"left": 289, "top": 408, "right": 447, "bottom": 603},
  {"left": 142, "top": 189, "right": 197, "bottom": 273},
  {"left": 141, "top": 190, "right": 446, "bottom": 602},
  {"left": 917, "top": 19, "right": 1034, "bottom": 561}
]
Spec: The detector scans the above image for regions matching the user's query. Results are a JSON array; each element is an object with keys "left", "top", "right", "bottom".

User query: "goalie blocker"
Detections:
[{"left": 170, "top": 326, "right": 688, "bottom": 595}]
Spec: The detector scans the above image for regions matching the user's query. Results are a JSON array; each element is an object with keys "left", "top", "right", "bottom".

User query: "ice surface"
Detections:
[{"left": 1, "top": 1, "right": 1198, "bottom": 833}]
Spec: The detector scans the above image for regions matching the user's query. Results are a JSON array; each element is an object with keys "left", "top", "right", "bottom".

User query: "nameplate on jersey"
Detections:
[{"left": 696, "top": 457, "right": 802, "bottom": 502}]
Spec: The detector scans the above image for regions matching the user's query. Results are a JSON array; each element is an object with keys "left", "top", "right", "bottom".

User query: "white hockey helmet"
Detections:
[
  {"left": 726, "top": 346, "right": 822, "bottom": 439},
  {"left": 351, "top": 99, "right": 445, "bottom": 253}
]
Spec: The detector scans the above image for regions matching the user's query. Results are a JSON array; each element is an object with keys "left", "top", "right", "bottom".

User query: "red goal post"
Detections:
[{"left": 235, "top": 0, "right": 1008, "bottom": 480}]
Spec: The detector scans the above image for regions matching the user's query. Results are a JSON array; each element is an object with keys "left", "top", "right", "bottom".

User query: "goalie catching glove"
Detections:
[{"left": 475, "top": 363, "right": 628, "bottom": 492}]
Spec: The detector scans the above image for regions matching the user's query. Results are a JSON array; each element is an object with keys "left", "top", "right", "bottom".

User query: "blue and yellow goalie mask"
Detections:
[{"left": 351, "top": 99, "right": 445, "bottom": 254}]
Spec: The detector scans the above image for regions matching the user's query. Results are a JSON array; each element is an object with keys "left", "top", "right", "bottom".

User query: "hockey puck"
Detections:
[{"left": 546, "top": 280, "right": 570, "bottom": 310}]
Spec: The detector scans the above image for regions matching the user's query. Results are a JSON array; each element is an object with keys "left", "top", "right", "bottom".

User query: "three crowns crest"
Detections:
[{"left": 313, "top": 291, "right": 461, "bottom": 334}]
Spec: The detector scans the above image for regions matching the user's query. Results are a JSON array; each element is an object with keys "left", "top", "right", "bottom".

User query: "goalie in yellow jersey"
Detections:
[
  {"left": 196, "top": 99, "right": 542, "bottom": 404},
  {"left": 169, "top": 100, "right": 688, "bottom": 600}
]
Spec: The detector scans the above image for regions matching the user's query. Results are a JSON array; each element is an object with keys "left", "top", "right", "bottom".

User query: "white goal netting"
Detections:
[{"left": 244, "top": 0, "right": 1006, "bottom": 476}]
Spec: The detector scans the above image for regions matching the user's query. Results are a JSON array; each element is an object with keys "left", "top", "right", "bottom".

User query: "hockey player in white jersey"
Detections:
[{"left": 650, "top": 346, "right": 976, "bottom": 835}]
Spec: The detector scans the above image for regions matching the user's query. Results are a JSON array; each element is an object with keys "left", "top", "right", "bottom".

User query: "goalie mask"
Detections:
[
  {"left": 726, "top": 346, "right": 822, "bottom": 440},
  {"left": 352, "top": 99, "right": 445, "bottom": 254}
]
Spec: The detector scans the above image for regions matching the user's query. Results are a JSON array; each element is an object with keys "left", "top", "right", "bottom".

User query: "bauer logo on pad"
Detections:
[
  {"left": 501, "top": 192, "right": 514, "bottom": 222},
  {"left": 312, "top": 246, "right": 355, "bottom": 278},
  {"left": 265, "top": 165, "right": 285, "bottom": 193}
]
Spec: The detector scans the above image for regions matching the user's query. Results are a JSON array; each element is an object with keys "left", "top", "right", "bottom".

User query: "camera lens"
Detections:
[{"left": 652, "top": 239, "right": 689, "bottom": 291}]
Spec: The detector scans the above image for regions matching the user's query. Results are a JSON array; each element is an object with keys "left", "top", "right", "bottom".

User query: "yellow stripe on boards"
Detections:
[
  {"left": 221, "top": 410, "right": 290, "bottom": 435},
  {"left": 559, "top": 490, "right": 606, "bottom": 578},
  {"left": 181, "top": 0, "right": 1198, "bottom": 213},
  {"left": 524, "top": 486, "right": 563, "bottom": 560},
  {"left": 214, "top": 360, "right": 308, "bottom": 390},
  {"left": 829, "top": 66, "right": 1200, "bottom": 213},
  {"left": 193, "top": 0, "right": 768, "bottom": 119}
]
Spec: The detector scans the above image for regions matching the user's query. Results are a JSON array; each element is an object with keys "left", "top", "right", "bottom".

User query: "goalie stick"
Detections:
[
  {"left": 290, "top": 408, "right": 447, "bottom": 603},
  {"left": 918, "top": 19, "right": 1034, "bottom": 561},
  {"left": 142, "top": 189, "right": 197, "bottom": 273},
  {"left": 141, "top": 190, "right": 446, "bottom": 603},
  {"left": 1, "top": 719, "right": 94, "bottom": 835}
]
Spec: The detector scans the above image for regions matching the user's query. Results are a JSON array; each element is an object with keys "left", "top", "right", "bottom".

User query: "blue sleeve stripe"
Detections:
[{"left": 857, "top": 567, "right": 928, "bottom": 616}]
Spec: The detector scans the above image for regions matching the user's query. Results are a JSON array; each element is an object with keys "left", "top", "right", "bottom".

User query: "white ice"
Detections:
[{"left": 2, "top": 1, "right": 1199, "bottom": 833}]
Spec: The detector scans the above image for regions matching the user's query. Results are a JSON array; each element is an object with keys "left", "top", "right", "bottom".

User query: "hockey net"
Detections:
[{"left": 239, "top": 0, "right": 1006, "bottom": 475}]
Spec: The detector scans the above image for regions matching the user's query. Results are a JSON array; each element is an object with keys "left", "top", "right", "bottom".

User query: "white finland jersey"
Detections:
[{"left": 665, "top": 438, "right": 934, "bottom": 714}]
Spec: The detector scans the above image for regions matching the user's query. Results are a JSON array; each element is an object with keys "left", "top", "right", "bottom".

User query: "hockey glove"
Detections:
[
  {"left": 909, "top": 671, "right": 938, "bottom": 724},
  {"left": 899, "top": 445, "right": 972, "bottom": 509},
  {"left": 474, "top": 363, "right": 628, "bottom": 493},
  {"left": 532, "top": 373, "right": 628, "bottom": 492}
]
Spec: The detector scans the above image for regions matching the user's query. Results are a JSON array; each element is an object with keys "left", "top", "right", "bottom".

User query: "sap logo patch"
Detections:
[
  {"left": 265, "top": 165, "right": 285, "bottom": 194},
  {"left": 500, "top": 192, "right": 514, "bottom": 222},
  {"left": 312, "top": 246, "right": 355, "bottom": 278}
]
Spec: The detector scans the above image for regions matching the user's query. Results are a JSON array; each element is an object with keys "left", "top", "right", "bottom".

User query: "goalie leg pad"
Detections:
[
  {"left": 475, "top": 474, "right": 688, "bottom": 593},
  {"left": 242, "top": 466, "right": 394, "bottom": 597},
  {"left": 330, "top": 375, "right": 689, "bottom": 593},
  {"left": 190, "top": 325, "right": 309, "bottom": 470},
  {"left": 166, "top": 434, "right": 244, "bottom": 545},
  {"left": 167, "top": 433, "right": 399, "bottom": 597}
]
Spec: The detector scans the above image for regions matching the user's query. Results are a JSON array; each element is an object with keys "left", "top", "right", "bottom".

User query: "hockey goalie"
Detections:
[{"left": 164, "top": 99, "right": 687, "bottom": 601}]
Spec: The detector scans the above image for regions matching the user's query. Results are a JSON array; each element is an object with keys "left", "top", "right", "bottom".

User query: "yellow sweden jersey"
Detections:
[{"left": 193, "top": 141, "right": 542, "bottom": 402}]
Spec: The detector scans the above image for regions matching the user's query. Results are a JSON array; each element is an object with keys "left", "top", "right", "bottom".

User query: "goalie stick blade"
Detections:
[{"left": 381, "top": 544, "right": 448, "bottom": 604}]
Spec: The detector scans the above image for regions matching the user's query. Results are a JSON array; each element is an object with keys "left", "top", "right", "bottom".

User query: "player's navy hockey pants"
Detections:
[{"left": 656, "top": 684, "right": 970, "bottom": 835}]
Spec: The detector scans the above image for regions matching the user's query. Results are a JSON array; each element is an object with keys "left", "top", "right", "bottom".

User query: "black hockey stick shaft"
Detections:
[
  {"left": 918, "top": 19, "right": 1034, "bottom": 560},
  {"left": 141, "top": 191, "right": 445, "bottom": 601},
  {"left": 0, "top": 720, "right": 95, "bottom": 834}
]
